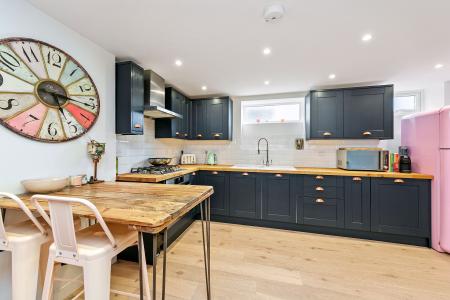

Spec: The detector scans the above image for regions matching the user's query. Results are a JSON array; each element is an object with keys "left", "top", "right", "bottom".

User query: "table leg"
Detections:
[
  {"left": 207, "top": 197, "right": 211, "bottom": 300},
  {"left": 200, "top": 199, "right": 211, "bottom": 300},
  {"left": 152, "top": 234, "right": 158, "bottom": 300},
  {"left": 162, "top": 229, "right": 168, "bottom": 300},
  {"left": 138, "top": 232, "right": 144, "bottom": 300}
]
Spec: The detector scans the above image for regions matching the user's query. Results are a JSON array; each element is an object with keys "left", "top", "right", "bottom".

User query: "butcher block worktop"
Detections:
[
  {"left": 116, "top": 164, "right": 433, "bottom": 183},
  {"left": 0, "top": 182, "right": 213, "bottom": 233}
]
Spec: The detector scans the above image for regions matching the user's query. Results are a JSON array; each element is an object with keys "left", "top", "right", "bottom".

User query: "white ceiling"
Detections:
[{"left": 28, "top": 0, "right": 450, "bottom": 97}]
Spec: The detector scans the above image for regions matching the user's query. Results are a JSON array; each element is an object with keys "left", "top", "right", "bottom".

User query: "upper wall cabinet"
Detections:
[
  {"left": 116, "top": 61, "right": 144, "bottom": 135},
  {"left": 306, "top": 85, "right": 393, "bottom": 140},
  {"left": 192, "top": 97, "right": 233, "bottom": 141},
  {"left": 155, "top": 87, "right": 189, "bottom": 139}
]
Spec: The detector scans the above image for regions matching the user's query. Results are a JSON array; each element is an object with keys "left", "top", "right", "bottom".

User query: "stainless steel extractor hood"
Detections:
[{"left": 144, "top": 70, "right": 182, "bottom": 119}]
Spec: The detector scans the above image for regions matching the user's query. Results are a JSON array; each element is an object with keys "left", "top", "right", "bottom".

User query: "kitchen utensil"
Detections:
[
  {"left": 148, "top": 157, "right": 172, "bottom": 166},
  {"left": 207, "top": 152, "right": 217, "bottom": 165},
  {"left": 70, "top": 174, "right": 88, "bottom": 186},
  {"left": 21, "top": 177, "right": 68, "bottom": 193},
  {"left": 398, "top": 146, "right": 411, "bottom": 173},
  {"left": 181, "top": 154, "right": 196, "bottom": 165}
]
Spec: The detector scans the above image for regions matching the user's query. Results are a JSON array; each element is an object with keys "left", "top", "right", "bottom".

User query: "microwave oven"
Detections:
[{"left": 337, "top": 148, "right": 389, "bottom": 171}]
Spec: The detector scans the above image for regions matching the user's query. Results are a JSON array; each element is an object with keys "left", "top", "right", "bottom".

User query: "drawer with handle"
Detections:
[
  {"left": 304, "top": 185, "right": 338, "bottom": 198},
  {"left": 304, "top": 175, "right": 338, "bottom": 187},
  {"left": 302, "top": 196, "right": 341, "bottom": 228}
]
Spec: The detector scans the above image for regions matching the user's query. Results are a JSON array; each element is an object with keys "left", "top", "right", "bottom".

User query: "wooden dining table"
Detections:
[{"left": 0, "top": 181, "right": 214, "bottom": 300}]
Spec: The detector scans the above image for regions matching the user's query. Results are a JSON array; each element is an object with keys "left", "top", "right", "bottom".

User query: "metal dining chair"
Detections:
[
  {"left": 31, "top": 194, "right": 151, "bottom": 300},
  {"left": 0, "top": 192, "right": 50, "bottom": 300}
]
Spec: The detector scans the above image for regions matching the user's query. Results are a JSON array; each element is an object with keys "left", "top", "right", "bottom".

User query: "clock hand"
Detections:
[
  {"left": 51, "top": 94, "right": 67, "bottom": 120},
  {"left": 46, "top": 91, "right": 96, "bottom": 110}
]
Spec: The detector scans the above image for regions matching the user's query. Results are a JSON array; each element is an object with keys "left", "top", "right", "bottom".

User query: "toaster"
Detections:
[{"left": 181, "top": 154, "right": 196, "bottom": 165}]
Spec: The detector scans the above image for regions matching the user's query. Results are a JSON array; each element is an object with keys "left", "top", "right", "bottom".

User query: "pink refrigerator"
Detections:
[{"left": 401, "top": 106, "right": 450, "bottom": 252}]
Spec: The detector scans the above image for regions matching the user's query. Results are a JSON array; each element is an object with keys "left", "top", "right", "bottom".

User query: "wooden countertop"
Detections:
[
  {"left": 116, "top": 164, "right": 433, "bottom": 182},
  {"left": 0, "top": 182, "right": 213, "bottom": 234}
]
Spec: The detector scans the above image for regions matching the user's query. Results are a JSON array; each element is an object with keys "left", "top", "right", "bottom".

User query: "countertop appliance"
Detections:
[
  {"left": 143, "top": 70, "right": 181, "bottom": 119},
  {"left": 337, "top": 148, "right": 389, "bottom": 171},
  {"left": 398, "top": 146, "right": 412, "bottom": 173},
  {"left": 402, "top": 106, "right": 450, "bottom": 252},
  {"left": 206, "top": 152, "right": 217, "bottom": 165},
  {"left": 181, "top": 154, "right": 196, "bottom": 165}
]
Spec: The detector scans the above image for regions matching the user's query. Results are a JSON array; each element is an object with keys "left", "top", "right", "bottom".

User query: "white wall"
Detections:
[{"left": 0, "top": 0, "right": 116, "bottom": 193}]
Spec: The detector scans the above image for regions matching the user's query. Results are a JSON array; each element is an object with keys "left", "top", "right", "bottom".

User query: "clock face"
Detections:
[{"left": 0, "top": 37, "right": 100, "bottom": 142}]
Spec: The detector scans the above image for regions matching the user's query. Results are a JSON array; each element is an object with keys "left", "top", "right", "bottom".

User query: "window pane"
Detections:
[
  {"left": 242, "top": 102, "right": 300, "bottom": 124},
  {"left": 394, "top": 95, "right": 416, "bottom": 112}
]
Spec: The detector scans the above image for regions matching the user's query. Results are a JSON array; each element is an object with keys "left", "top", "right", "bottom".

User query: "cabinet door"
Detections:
[
  {"left": 343, "top": 86, "right": 393, "bottom": 139},
  {"left": 130, "top": 63, "right": 144, "bottom": 134},
  {"left": 229, "top": 172, "right": 262, "bottom": 219},
  {"left": 205, "top": 97, "right": 230, "bottom": 140},
  {"left": 371, "top": 178, "right": 430, "bottom": 237},
  {"left": 309, "top": 90, "right": 343, "bottom": 139},
  {"left": 344, "top": 177, "right": 370, "bottom": 231},
  {"left": 262, "top": 174, "right": 296, "bottom": 223},
  {"left": 201, "top": 171, "right": 229, "bottom": 216},
  {"left": 182, "top": 99, "right": 191, "bottom": 139},
  {"left": 191, "top": 100, "right": 206, "bottom": 140}
]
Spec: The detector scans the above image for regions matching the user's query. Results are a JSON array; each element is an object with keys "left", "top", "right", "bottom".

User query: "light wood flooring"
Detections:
[{"left": 56, "top": 221, "right": 450, "bottom": 299}]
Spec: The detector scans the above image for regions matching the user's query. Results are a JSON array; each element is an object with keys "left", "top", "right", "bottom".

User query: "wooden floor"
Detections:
[{"left": 57, "top": 221, "right": 450, "bottom": 299}]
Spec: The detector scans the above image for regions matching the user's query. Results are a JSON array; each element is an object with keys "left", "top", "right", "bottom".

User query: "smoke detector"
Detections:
[{"left": 263, "top": 4, "right": 285, "bottom": 23}]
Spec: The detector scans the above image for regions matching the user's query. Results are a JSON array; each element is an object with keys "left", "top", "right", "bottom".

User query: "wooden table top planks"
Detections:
[{"left": 0, "top": 182, "right": 213, "bottom": 234}]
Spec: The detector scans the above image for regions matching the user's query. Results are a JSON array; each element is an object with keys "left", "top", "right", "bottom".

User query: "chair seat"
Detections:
[
  {"left": 49, "top": 223, "right": 137, "bottom": 262},
  {"left": 2, "top": 217, "right": 50, "bottom": 246}
]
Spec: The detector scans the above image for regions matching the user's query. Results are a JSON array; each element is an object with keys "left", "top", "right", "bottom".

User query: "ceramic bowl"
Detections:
[{"left": 21, "top": 177, "right": 69, "bottom": 193}]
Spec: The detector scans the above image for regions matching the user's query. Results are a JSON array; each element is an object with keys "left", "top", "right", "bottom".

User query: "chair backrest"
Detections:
[
  {"left": 30, "top": 195, "right": 116, "bottom": 260},
  {"left": 0, "top": 192, "right": 47, "bottom": 247}
]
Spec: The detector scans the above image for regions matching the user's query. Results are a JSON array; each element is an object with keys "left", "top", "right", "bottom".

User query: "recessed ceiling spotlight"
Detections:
[
  {"left": 328, "top": 74, "right": 336, "bottom": 79},
  {"left": 264, "top": 80, "right": 270, "bottom": 85},
  {"left": 201, "top": 86, "right": 207, "bottom": 91},
  {"left": 435, "top": 63, "right": 444, "bottom": 69},
  {"left": 174, "top": 59, "right": 183, "bottom": 66},
  {"left": 263, "top": 47, "right": 271, "bottom": 55},
  {"left": 362, "top": 34, "right": 373, "bottom": 42}
]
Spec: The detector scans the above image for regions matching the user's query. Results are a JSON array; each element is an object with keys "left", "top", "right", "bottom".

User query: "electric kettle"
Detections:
[{"left": 206, "top": 152, "right": 217, "bottom": 165}]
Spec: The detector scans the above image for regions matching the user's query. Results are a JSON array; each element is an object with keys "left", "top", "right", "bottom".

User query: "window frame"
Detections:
[
  {"left": 241, "top": 98, "right": 303, "bottom": 125},
  {"left": 394, "top": 90, "right": 423, "bottom": 116}
]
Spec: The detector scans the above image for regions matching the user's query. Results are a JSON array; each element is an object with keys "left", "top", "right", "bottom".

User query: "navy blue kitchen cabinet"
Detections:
[
  {"left": 262, "top": 173, "right": 296, "bottom": 223},
  {"left": 344, "top": 176, "right": 371, "bottom": 231},
  {"left": 155, "top": 87, "right": 188, "bottom": 139},
  {"left": 115, "top": 61, "right": 144, "bottom": 135},
  {"left": 229, "top": 172, "right": 262, "bottom": 219},
  {"left": 199, "top": 171, "right": 230, "bottom": 216},
  {"left": 203, "top": 97, "right": 233, "bottom": 140},
  {"left": 306, "top": 90, "right": 344, "bottom": 139},
  {"left": 305, "top": 85, "right": 393, "bottom": 140},
  {"left": 343, "top": 85, "right": 393, "bottom": 139},
  {"left": 298, "top": 175, "right": 345, "bottom": 228},
  {"left": 191, "top": 99, "right": 206, "bottom": 139},
  {"left": 371, "top": 178, "right": 430, "bottom": 237}
]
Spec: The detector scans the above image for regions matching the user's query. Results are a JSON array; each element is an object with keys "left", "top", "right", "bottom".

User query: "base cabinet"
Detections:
[
  {"left": 371, "top": 178, "right": 430, "bottom": 237},
  {"left": 344, "top": 177, "right": 371, "bottom": 231},
  {"left": 229, "top": 172, "right": 261, "bottom": 219},
  {"left": 262, "top": 174, "right": 296, "bottom": 223},
  {"left": 200, "top": 171, "right": 229, "bottom": 216}
]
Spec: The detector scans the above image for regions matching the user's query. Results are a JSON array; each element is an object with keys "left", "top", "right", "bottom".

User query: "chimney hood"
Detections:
[{"left": 143, "top": 70, "right": 182, "bottom": 119}]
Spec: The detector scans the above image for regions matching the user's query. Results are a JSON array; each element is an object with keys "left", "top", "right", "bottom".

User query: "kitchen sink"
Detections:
[{"left": 231, "top": 164, "right": 297, "bottom": 171}]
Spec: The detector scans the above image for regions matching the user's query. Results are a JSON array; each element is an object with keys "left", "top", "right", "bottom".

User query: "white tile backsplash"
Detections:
[{"left": 116, "top": 96, "right": 384, "bottom": 171}]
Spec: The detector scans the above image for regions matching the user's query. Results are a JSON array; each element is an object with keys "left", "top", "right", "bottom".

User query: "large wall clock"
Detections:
[{"left": 0, "top": 37, "right": 100, "bottom": 142}]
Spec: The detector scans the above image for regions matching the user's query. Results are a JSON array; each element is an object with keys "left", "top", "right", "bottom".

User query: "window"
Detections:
[
  {"left": 241, "top": 98, "right": 302, "bottom": 125},
  {"left": 394, "top": 90, "right": 422, "bottom": 115}
]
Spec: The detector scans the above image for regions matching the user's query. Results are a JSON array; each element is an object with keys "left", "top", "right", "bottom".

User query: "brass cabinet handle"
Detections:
[
  {"left": 213, "top": 133, "right": 222, "bottom": 137},
  {"left": 322, "top": 132, "right": 332, "bottom": 136},
  {"left": 275, "top": 174, "right": 283, "bottom": 177},
  {"left": 394, "top": 178, "right": 404, "bottom": 183},
  {"left": 315, "top": 175, "right": 324, "bottom": 180},
  {"left": 192, "top": 172, "right": 196, "bottom": 175},
  {"left": 362, "top": 131, "right": 372, "bottom": 136},
  {"left": 134, "top": 123, "right": 142, "bottom": 128},
  {"left": 315, "top": 198, "right": 325, "bottom": 203},
  {"left": 242, "top": 172, "right": 249, "bottom": 176},
  {"left": 197, "top": 134, "right": 203, "bottom": 138},
  {"left": 184, "top": 133, "right": 188, "bottom": 137},
  {"left": 315, "top": 186, "right": 324, "bottom": 191},
  {"left": 175, "top": 132, "right": 180, "bottom": 136},
  {"left": 212, "top": 171, "right": 218, "bottom": 175},
  {"left": 353, "top": 177, "right": 362, "bottom": 181}
]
